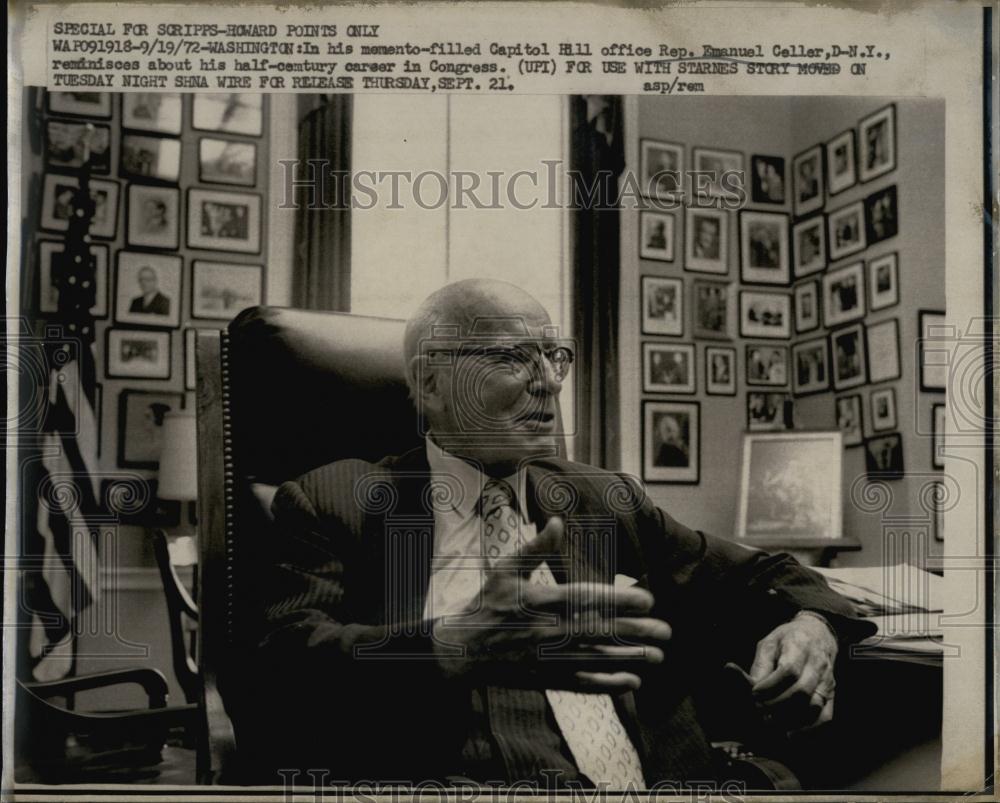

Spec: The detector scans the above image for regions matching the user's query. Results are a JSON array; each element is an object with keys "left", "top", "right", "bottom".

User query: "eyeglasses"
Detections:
[{"left": 457, "top": 342, "right": 575, "bottom": 383}]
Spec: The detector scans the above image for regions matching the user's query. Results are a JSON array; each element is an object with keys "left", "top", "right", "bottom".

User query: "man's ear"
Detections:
[{"left": 408, "top": 354, "right": 444, "bottom": 414}]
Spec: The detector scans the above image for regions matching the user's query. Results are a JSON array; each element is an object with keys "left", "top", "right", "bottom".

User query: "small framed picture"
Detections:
[
  {"left": 120, "top": 134, "right": 182, "bottom": 183},
  {"left": 106, "top": 328, "right": 171, "bottom": 379},
  {"left": 643, "top": 342, "right": 696, "bottom": 394},
  {"left": 45, "top": 120, "right": 111, "bottom": 173},
  {"left": 747, "top": 392, "right": 791, "bottom": 432},
  {"left": 864, "top": 432, "right": 904, "bottom": 480},
  {"left": 919, "top": 309, "right": 948, "bottom": 391},
  {"left": 47, "top": 91, "right": 112, "bottom": 119},
  {"left": 822, "top": 261, "right": 866, "bottom": 328},
  {"left": 739, "top": 290, "right": 791, "bottom": 339},
  {"left": 866, "top": 319, "right": 901, "bottom": 384},
  {"left": 641, "top": 275, "right": 684, "bottom": 336},
  {"left": 193, "top": 93, "right": 264, "bottom": 136},
  {"left": 858, "top": 103, "right": 897, "bottom": 183},
  {"left": 639, "top": 211, "right": 676, "bottom": 262},
  {"left": 794, "top": 281, "right": 820, "bottom": 333},
  {"left": 932, "top": 403, "right": 945, "bottom": 469},
  {"left": 640, "top": 139, "right": 683, "bottom": 199},
  {"left": 827, "top": 201, "right": 867, "bottom": 261},
  {"left": 865, "top": 184, "right": 898, "bottom": 245},
  {"left": 705, "top": 346, "right": 736, "bottom": 396},
  {"left": 122, "top": 93, "right": 183, "bottom": 135},
  {"left": 127, "top": 184, "right": 180, "bottom": 249},
  {"left": 792, "top": 145, "right": 824, "bottom": 217},
  {"left": 870, "top": 387, "right": 898, "bottom": 432},
  {"left": 114, "top": 251, "right": 182, "bottom": 328},
  {"left": 792, "top": 337, "right": 830, "bottom": 396},
  {"left": 117, "top": 390, "right": 185, "bottom": 469},
  {"left": 199, "top": 138, "right": 258, "bottom": 186},
  {"left": 791, "top": 214, "right": 826, "bottom": 278},
  {"left": 825, "top": 129, "right": 857, "bottom": 196},
  {"left": 750, "top": 154, "right": 786, "bottom": 205},
  {"left": 835, "top": 395, "right": 864, "bottom": 447},
  {"left": 868, "top": 252, "right": 900, "bottom": 311},
  {"left": 184, "top": 328, "right": 198, "bottom": 391},
  {"left": 642, "top": 400, "right": 700, "bottom": 484},
  {"left": 37, "top": 241, "right": 108, "bottom": 317},
  {"left": 745, "top": 344, "right": 788, "bottom": 387},
  {"left": 691, "top": 279, "right": 733, "bottom": 340},
  {"left": 684, "top": 208, "right": 728, "bottom": 275},
  {"left": 187, "top": 189, "right": 262, "bottom": 253},
  {"left": 739, "top": 211, "right": 790, "bottom": 285},
  {"left": 692, "top": 147, "right": 744, "bottom": 202},
  {"left": 40, "top": 173, "right": 119, "bottom": 239},
  {"left": 191, "top": 260, "right": 264, "bottom": 321},
  {"left": 831, "top": 324, "right": 868, "bottom": 391}
]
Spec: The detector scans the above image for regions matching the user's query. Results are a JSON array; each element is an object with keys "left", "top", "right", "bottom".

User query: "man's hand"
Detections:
[
  {"left": 431, "top": 516, "right": 672, "bottom": 694},
  {"left": 749, "top": 612, "right": 838, "bottom": 731}
]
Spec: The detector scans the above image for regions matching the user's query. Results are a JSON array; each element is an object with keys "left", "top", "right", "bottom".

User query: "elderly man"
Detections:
[{"left": 249, "top": 278, "right": 872, "bottom": 789}]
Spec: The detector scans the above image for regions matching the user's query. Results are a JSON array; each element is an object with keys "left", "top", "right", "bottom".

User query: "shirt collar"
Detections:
[{"left": 425, "top": 435, "right": 530, "bottom": 522}]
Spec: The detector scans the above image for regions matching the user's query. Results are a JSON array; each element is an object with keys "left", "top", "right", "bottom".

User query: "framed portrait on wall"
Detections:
[
  {"left": 858, "top": 103, "right": 897, "bottom": 183},
  {"left": 47, "top": 91, "right": 112, "bottom": 119},
  {"left": 122, "top": 93, "right": 183, "bottom": 134},
  {"left": 822, "top": 261, "right": 866, "bottom": 327},
  {"left": 691, "top": 279, "right": 733, "bottom": 340},
  {"left": 684, "top": 207, "right": 728, "bottom": 275},
  {"left": 642, "top": 400, "right": 700, "bottom": 484},
  {"left": 45, "top": 120, "right": 111, "bottom": 173},
  {"left": 865, "top": 184, "right": 899, "bottom": 245},
  {"left": 639, "top": 139, "right": 683, "bottom": 199},
  {"left": 639, "top": 211, "right": 676, "bottom": 262},
  {"left": 827, "top": 201, "right": 867, "bottom": 261},
  {"left": 184, "top": 328, "right": 199, "bottom": 391},
  {"left": 642, "top": 342, "right": 695, "bottom": 394},
  {"left": 792, "top": 336, "right": 830, "bottom": 396},
  {"left": 739, "top": 290, "right": 790, "bottom": 339},
  {"left": 864, "top": 432, "right": 904, "bottom": 480},
  {"left": 866, "top": 318, "right": 901, "bottom": 383},
  {"left": 868, "top": 252, "right": 900, "bottom": 311},
  {"left": 932, "top": 403, "right": 946, "bottom": 468},
  {"left": 919, "top": 309, "right": 948, "bottom": 391},
  {"left": 105, "top": 328, "right": 171, "bottom": 380},
  {"left": 187, "top": 189, "right": 262, "bottom": 253},
  {"left": 831, "top": 324, "right": 868, "bottom": 391},
  {"left": 127, "top": 184, "right": 181, "bottom": 249},
  {"left": 120, "top": 134, "right": 182, "bottom": 183},
  {"left": 191, "top": 261, "right": 264, "bottom": 321},
  {"left": 114, "top": 251, "right": 182, "bottom": 329},
  {"left": 870, "top": 387, "right": 898, "bottom": 432},
  {"left": 794, "top": 281, "right": 820, "bottom": 333},
  {"left": 199, "top": 138, "right": 258, "bottom": 186},
  {"left": 792, "top": 145, "right": 824, "bottom": 217},
  {"left": 37, "top": 241, "right": 108, "bottom": 317},
  {"left": 835, "top": 395, "right": 864, "bottom": 447},
  {"left": 747, "top": 392, "right": 791, "bottom": 432},
  {"left": 641, "top": 275, "right": 684, "bottom": 336},
  {"left": 192, "top": 93, "right": 264, "bottom": 136},
  {"left": 750, "top": 154, "right": 786, "bottom": 205},
  {"left": 825, "top": 129, "right": 857, "bottom": 196},
  {"left": 791, "top": 215, "right": 826, "bottom": 278},
  {"left": 705, "top": 346, "right": 736, "bottom": 396},
  {"left": 745, "top": 344, "right": 788, "bottom": 387},
  {"left": 692, "top": 147, "right": 744, "bottom": 202},
  {"left": 40, "top": 173, "right": 119, "bottom": 238},
  {"left": 117, "top": 390, "right": 185, "bottom": 469},
  {"left": 739, "top": 211, "right": 790, "bottom": 285}
]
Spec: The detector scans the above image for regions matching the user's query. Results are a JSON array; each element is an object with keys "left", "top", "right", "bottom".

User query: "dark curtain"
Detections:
[
  {"left": 291, "top": 95, "right": 353, "bottom": 311},
  {"left": 570, "top": 96, "right": 625, "bottom": 469}
]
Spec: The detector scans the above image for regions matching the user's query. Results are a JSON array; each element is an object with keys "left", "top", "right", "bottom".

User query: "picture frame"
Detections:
[
  {"left": 639, "top": 139, "right": 683, "bottom": 200},
  {"left": 184, "top": 328, "right": 198, "bottom": 391},
  {"left": 37, "top": 241, "right": 108, "bottom": 317},
  {"left": 691, "top": 279, "right": 733, "bottom": 340},
  {"left": 791, "top": 215, "right": 826, "bottom": 278},
  {"left": 827, "top": 201, "right": 867, "bottom": 261},
  {"left": 932, "top": 480, "right": 945, "bottom": 542},
  {"left": 116, "top": 390, "right": 185, "bottom": 469},
  {"left": 114, "top": 251, "right": 183, "bottom": 329},
  {"left": 192, "top": 93, "right": 264, "bottom": 136},
  {"left": 868, "top": 252, "right": 900, "bottom": 311},
  {"left": 191, "top": 260, "right": 265, "bottom": 321},
  {"left": 120, "top": 133, "right": 182, "bottom": 183},
  {"left": 792, "top": 145, "right": 824, "bottom": 217},
  {"left": 187, "top": 189, "right": 262, "bottom": 253},
  {"left": 870, "top": 387, "right": 898, "bottom": 432},
  {"left": 858, "top": 103, "right": 897, "bottom": 183},
  {"left": 835, "top": 395, "right": 864, "bottom": 447},
  {"left": 122, "top": 93, "right": 183, "bottom": 135},
  {"left": 705, "top": 346, "right": 736, "bottom": 396},
  {"left": 198, "top": 137, "right": 258, "bottom": 187},
  {"left": 749, "top": 154, "right": 786, "bottom": 205},
  {"left": 639, "top": 211, "right": 676, "bottom": 262},
  {"left": 45, "top": 120, "right": 111, "bottom": 173},
  {"left": 101, "top": 477, "right": 180, "bottom": 526},
  {"left": 105, "top": 328, "right": 171, "bottom": 380},
  {"left": 825, "top": 129, "right": 857, "bottom": 196},
  {"left": 747, "top": 392, "right": 791, "bottom": 432},
  {"left": 932, "top": 403, "right": 945, "bottom": 469},
  {"left": 642, "top": 400, "right": 700, "bottom": 484},
  {"left": 642, "top": 342, "right": 696, "bottom": 394},
  {"left": 739, "top": 211, "right": 790, "bottom": 285},
  {"left": 919, "top": 309, "right": 948, "bottom": 391},
  {"left": 126, "top": 184, "right": 180, "bottom": 249},
  {"left": 864, "top": 432, "right": 904, "bottom": 480},
  {"left": 866, "top": 318, "right": 902, "bottom": 384},
  {"left": 831, "top": 323, "right": 868, "bottom": 391},
  {"left": 684, "top": 207, "right": 728, "bottom": 275},
  {"left": 745, "top": 344, "right": 788, "bottom": 387},
  {"left": 692, "top": 147, "right": 744, "bottom": 202},
  {"left": 865, "top": 184, "right": 899, "bottom": 245},
  {"left": 641, "top": 275, "right": 684, "bottom": 336},
  {"left": 792, "top": 336, "right": 830, "bottom": 396},
  {"left": 40, "top": 173, "right": 119, "bottom": 239},
  {"left": 822, "top": 261, "right": 866, "bottom": 328},
  {"left": 794, "top": 280, "right": 820, "bottom": 333},
  {"left": 739, "top": 290, "right": 791, "bottom": 339},
  {"left": 47, "top": 91, "right": 112, "bottom": 119}
]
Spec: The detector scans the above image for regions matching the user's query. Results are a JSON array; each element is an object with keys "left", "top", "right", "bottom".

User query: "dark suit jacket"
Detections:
[
  {"left": 242, "top": 447, "right": 874, "bottom": 784},
  {"left": 129, "top": 292, "right": 170, "bottom": 315}
]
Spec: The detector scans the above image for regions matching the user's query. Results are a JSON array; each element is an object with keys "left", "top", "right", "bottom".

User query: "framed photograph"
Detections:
[
  {"left": 114, "top": 251, "right": 182, "bottom": 328},
  {"left": 858, "top": 103, "right": 897, "bottom": 183},
  {"left": 739, "top": 211, "right": 790, "bottom": 285},
  {"left": 747, "top": 392, "right": 791, "bottom": 432},
  {"left": 736, "top": 431, "right": 843, "bottom": 541},
  {"left": 794, "top": 281, "right": 820, "bottom": 333},
  {"left": 791, "top": 215, "right": 826, "bottom": 278},
  {"left": 192, "top": 93, "right": 264, "bottom": 136},
  {"left": 932, "top": 480, "right": 945, "bottom": 541},
  {"left": 639, "top": 139, "right": 683, "bottom": 199},
  {"left": 40, "top": 173, "right": 119, "bottom": 238},
  {"left": 792, "top": 337, "right": 830, "bottom": 396},
  {"left": 187, "top": 189, "right": 262, "bottom": 253},
  {"left": 792, "top": 145, "right": 824, "bottom": 217},
  {"left": 191, "top": 260, "right": 264, "bottom": 321},
  {"left": 641, "top": 275, "right": 684, "bottom": 336},
  {"left": 919, "top": 309, "right": 948, "bottom": 391},
  {"left": 745, "top": 344, "right": 788, "bottom": 387},
  {"left": 120, "top": 134, "right": 182, "bottom": 183},
  {"left": 642, "top": 342, "right": 696, "bottom": 394},
  {"left": 105, "top": 328, "right": 171, "bottom": 379},
  {"left": 692, "top": 147, "right": 744, "bottom": 201},
  {"left": 835, "top": 395, "right": 864, "bottom": 447},
  {"left": 827, "top": 201, "right": 867, "bottom": 261},
  {"left": 822, "top": 261, "right": 866, "bottom": 328},
  {"left": 47, "top": 91, "right": 112, "bottom": 119},
  {"left": 116, "top": 390, "right": 185, "bottom": 469},
  {"left": 101, "top": 477, "right": 180, "bottom": 526},
  {"left": 825, "top": 129, "right": 857, "bottom": 196},
  {"left": 127, "top": 184, "right": 180, "bottom": 249},
  {"left": 864, "top": 432, "right": 904, "bottom": 480},
  {"left": 831, "top": 324, "right": 868, "bottom": 391},
  {"left": 739, "top": 290, "right": 791, "bottom": 339},
  {"left": 868, "top": 252, "right": 900, "bottom": 311},
  {"left": 705, "top": 346, "right": 736, "bottom": 396},
  {"left": 639, "top": 211, "right": 676, "bottom": 262},
  {"left": 37, "top": 241, "right": 108, "bottom": 317},
  {"left": 642, "top": 401, "right": 700, "bottom": 484},
  {"left": 122, "top": 93, "right": 183, "bottom": 134},
  {"left": 199, "top": 138, "right": 258, "bottom": 186},
  {"left": 684, "top": 207, "right": 728, "bottom": 275},
  {"left": 45, "top": 120, "right": 111, "bottom": 173},
  {"left": 932, "top": 403, "right": 945, "bottom": 469},
  {"left": 866, "top": 318, "right": 901, "bottom": 383},
  {"left": 870, "top": 387, "right": 898, "bottom": 432},
  {"left": 750, "top": 154, "right": 786, "bottom": 205},
  {"left": 865, "top": 184, "right": 899, "bottom": 245},
  {"left": 184, "top": 328, "right": 198, "bottom": 391},
  {"left": 691, "top": 279, "right": 733, "bottom": 340}
]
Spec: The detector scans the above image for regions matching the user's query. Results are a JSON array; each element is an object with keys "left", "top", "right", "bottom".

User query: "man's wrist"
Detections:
[{"left": 794, "top": 610, "right": 838, "bottom": 644}]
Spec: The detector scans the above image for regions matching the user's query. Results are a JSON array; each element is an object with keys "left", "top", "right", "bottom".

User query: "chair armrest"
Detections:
[
  {"left": 25, "top": 668, "right": 170, "bottom": 708},
  {"left": 198, "top": 677, "right": 237, "bottom": 784}
]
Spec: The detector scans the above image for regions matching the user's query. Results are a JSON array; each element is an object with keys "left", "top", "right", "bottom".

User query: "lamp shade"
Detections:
[{"left": 157, "top": 411, "right": 198, "bottom": 501}]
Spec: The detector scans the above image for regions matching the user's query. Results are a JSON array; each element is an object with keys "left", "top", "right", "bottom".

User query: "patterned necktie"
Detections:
[{"left": 480, "top": 479, "right": 646, "bottom": 790}]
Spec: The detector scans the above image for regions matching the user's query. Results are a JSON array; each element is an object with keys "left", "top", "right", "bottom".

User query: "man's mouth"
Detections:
[{"left": 515, "top": 411, "right": 556, "bottom": 428}]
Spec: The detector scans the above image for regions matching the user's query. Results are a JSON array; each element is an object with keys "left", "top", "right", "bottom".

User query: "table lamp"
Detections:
[{"left": 157, "top": 411, "right": 199, "bottom": 563}]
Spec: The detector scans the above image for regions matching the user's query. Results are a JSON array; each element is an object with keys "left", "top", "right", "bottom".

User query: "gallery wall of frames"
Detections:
[{"left": 622, "top": 96, "right": 946, "bottom": 563}]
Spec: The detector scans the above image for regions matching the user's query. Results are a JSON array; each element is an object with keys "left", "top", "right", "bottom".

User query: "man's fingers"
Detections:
[
  {"left": 762, "top": 660, "right": 826, "bottom": 707},
  {"left": 490, "top": 516, "right": 565, "bottom": 578},
  {"left": 749, "top": 638, "right": 778, "bottom": 684},
  {"left": 570, "top": 671, "right": 642, "bottom": 693},
  {"left": 752, "top": 644, "right": 807, "bottom": 699},
  {"left": 525, "top": 582, "right": 655, "bottom": 617}
]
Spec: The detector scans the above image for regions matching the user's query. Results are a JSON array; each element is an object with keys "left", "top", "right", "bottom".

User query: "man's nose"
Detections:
[{"left": 527, "top": 354, "right": 562, "bottom": 394}]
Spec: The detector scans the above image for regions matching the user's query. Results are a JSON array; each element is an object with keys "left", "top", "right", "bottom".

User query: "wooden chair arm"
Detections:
[
  {"left": 23, "top": 668, "right": 170, "bottom": 708},
  {"left": 197, "top": 677, "right": 237, "bottom": 784}
]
